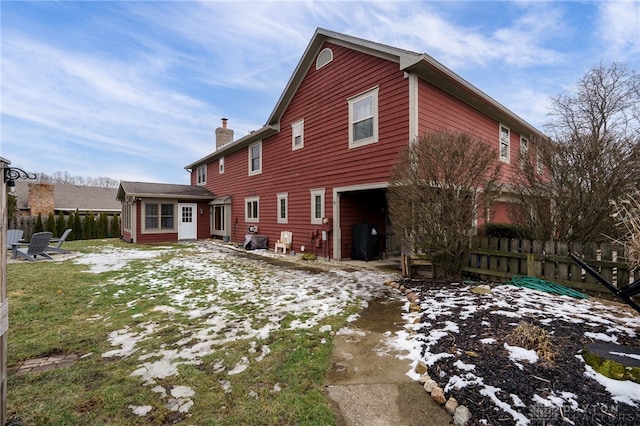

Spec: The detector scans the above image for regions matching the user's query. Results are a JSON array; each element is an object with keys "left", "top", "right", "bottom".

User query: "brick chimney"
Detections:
[
  {"left": 28, "top": 183, "right": 55, "bottom": 217},
  {"left": 215, "top": 118, "right": 234, "bottom": 149}
]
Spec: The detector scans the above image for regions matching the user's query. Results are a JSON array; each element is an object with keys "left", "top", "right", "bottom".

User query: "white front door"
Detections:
[{"left": 178, "top": 203, "right": 197, "bottom": 240}]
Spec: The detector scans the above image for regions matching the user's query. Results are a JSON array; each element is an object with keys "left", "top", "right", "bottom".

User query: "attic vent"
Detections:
[{"left": 316, "top": 48, "right": 333, "bottom": 70}]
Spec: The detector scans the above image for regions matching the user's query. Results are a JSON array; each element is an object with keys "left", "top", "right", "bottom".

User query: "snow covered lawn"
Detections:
[{"left": 75, "top": 241, "right": 397, "bottom": 422}]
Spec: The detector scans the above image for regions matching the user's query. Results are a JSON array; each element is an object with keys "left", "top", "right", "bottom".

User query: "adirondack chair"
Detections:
[
  {"left": 274, "top": 231, "right": 293, "bottom": 254},
  {"left": 14, "top": 232, "right": 53, "bottom": 262},
  {"left": 6, "top": 229, "right": 24, "bottom": 249},
  {"left": 47, "top": 228, "right": 72, "bottom": 254}
]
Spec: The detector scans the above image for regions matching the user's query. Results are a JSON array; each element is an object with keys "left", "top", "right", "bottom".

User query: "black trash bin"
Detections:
[{"left": 351, "top": 224, "right": 379, "bottom": 261}]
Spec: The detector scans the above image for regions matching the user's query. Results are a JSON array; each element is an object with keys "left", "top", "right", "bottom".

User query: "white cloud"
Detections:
[{"left": 597, "top": 0, "right": 640, "bottom": 63}]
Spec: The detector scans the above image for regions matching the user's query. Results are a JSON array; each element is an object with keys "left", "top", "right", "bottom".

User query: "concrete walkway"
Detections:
[{"left": 325, "top": 298, "right": 452, "bottom": 426}]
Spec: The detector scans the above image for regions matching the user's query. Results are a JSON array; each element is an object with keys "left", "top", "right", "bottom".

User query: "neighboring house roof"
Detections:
[
  {"left": 185, "top": 27, "right": 543, "bottom": 170},
  {"left": 117, "top": 181, "right": 215, "bottom": 201},
  {"left": 14, "top": 181, "right": 121, "bottom": 212}
]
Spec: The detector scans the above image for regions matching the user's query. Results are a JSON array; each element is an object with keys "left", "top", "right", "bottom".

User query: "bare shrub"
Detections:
[
  {"left": 611, "top": 189, "right": 640, "bottom": 272},
  {"left": 388, "top": 130, "right": 502, "bottom": 275}
]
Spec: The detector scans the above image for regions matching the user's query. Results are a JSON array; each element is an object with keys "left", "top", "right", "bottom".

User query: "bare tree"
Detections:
[
  {"left": 34, "top": 171, "right": 119, "bottom": 188},
  {"left": 512, "top": 62, "right": 640, "bottom": 244},
  {"left": 388, "top": 130, "right": 502, "bottom": 275}
]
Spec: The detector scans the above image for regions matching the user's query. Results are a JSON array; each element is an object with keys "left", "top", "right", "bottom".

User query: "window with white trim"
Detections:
[
  {"left": 123, "top": 200, "right": 132, "bottom": 231},
  {"left": 248, "top": 141, "right": 262, "bottom": 175},
  {"left": 348, "top": 87, "right": 379, "bottom": 148},
  {"left": 219, "top": 157, "right": 224, "bottom": 174},
  {"left": 520, "top": 136, "right": 529, "bottom": 167},
  {"left": 245, "top": 196, "right": 259, "bottom": 222},
  {"left": 144, "top": 202, "right": 175, "bottom": 231},
  {"left": 277, "top": 193, "right": 288, "bottom": 224},
  {"left": 292, "top": 120, "right": 304, "bottom": 150},
  {"left": 310, "top": 188, "right": 325, "bottom": 225},
  {"left": 196, "top": 165, "right": 206, "bottom": 185},
  {"left": 499, "top": 125, "right": 510, "bottom": 162}
]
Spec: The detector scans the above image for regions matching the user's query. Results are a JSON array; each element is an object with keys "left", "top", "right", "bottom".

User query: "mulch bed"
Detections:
[{"left": 400, "top": 278, "right": 640, "bottom": 426}]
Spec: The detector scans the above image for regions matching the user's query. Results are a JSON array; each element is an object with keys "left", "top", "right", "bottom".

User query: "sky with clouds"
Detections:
[{"left": 2, "top": 1, "right": 639, "bottom": 185}]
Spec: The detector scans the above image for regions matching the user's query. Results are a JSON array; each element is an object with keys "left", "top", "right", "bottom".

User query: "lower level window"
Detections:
[
  {"left": 145, "top": 203, "right": 174, "bottom": 230},
  {"left": 245, "top": 196, "right": 260, "bottom": 222},
  {"left": 310, "top": 188, "right": 325, "bottom": 225}
]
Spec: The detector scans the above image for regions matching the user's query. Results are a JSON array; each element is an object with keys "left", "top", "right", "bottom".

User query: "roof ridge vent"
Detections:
[{"left": 316, "top": 48, "right": 333, "bottom": 70}]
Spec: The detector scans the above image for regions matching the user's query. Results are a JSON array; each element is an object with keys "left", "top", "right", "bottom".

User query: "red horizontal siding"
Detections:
[{"left": 202, "top": 42, "right": 411, "bottom": 255}]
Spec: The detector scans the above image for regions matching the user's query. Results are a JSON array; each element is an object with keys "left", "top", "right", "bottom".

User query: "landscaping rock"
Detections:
[
  {"left": 445, "top": 397, "right": 458, "bottom": 415},
  {"left": 417, "top": 373, "right": 431, "bottom": 384},
  {"left": 414, "top": 360, "right": 428, "bottom": 375},
  {"left": 431, "top": 386, "right": 446, "bottom": 404},
  {"left": 470, "top": 284, "right": 491, "bottom": 294},
  {"left": 423, "top": 379, "right": 437, "bottom": 393},
  {"left": 453, "top": 405, "right": 471, "bottom": 426}
]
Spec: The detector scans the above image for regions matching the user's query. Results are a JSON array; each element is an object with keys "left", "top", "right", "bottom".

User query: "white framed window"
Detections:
[
  {"left": 123, "top": 200, "right": 132, "bottom": 231},
  {"left": 348, "top": 87, "right": 379, "bottom": 148},
  {"left": 245, "top": 196, "right": 260, "bottom": 222},
  {"left": 143, "top": 201, "right": 175, "bottom": 232},
  {"left": 277, "top": 192, "right": 288, "bottom": 224},
  {"left": 291, "top": 119, "right": 304, "bottom": 150},
  {"left": 248, "top": 141, "right": 262, "bottom": 175},
  {"left": 520, "top": 136, "right": 529, "bottom": 167},
  {"left": 499, "top": 124, "right": 510, "bottom": 163},
  {"left": 219, "top": 157, "right": 224, "bottom": 174},
  {"left": 310, "top": 188, "right": 325, "bottom": 225},
  {"left": 196, "top": 165, "right": 206, "bottom": 185}
]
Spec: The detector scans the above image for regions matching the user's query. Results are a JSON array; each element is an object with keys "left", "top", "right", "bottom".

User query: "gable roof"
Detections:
[
  {"left": 185, "top": 27, "right": 542, "bottom": 170},
  {"left": 15, "top": 181, "right": 121, "bottom": 212},
  {"left": 117, "top": 181, "right": 215, "bottom": 201}
]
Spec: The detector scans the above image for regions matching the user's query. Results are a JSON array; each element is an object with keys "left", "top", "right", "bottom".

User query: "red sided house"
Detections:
[
  {"left": 130, "top": 28, "right": 542, "bottom": 258},
  {"left": 117, "top": 181, "right": 214, "bottom": 244}
]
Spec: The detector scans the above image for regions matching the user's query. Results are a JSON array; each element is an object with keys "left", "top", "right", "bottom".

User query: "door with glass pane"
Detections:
[{"left": 178, "top": 203, "right": 197, "bottom": 240}]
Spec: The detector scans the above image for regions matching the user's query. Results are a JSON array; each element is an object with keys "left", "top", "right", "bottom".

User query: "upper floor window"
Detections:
[
  {"left": 520, "top": 136, "right": 529, "bottom": 167},
  {"left": 310, "top": 188, "right": 325, "bottom": 225},
  {"left": 499, "top": 125, "right": 510, "bottom": 163},
  {"left": 292, "top": 119, "right": 304, "bottom": 150},
  {"left": 196, "top": 165, "right": 206, "bottom": 185},
  {"left": 219, "top": 157, "right": 224, "bottom": 174},
  {"left": 248, "top": 141, "right": 262, "bottom": 176},
  {"left": 245, "top": 196, "right": 259, "bottom": 222},
  {"left": 348, "top": 87, "right": 379, "bottom": 148},
  {"left": 277, "top": 192, "right": 288, "bottom": 224}
]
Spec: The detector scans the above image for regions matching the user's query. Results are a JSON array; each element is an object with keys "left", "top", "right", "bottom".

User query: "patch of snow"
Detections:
[
  {"left": 480, "top": 337, "right": 496, "bottom": 344},
  {"left": 228, "top": 357, "right": 249, "bottom": 375},
  {"left": 479, "top": 385, "right": 530, "bottom": 425},
  {"left": 129, "top": 405, "right": 152, "bottom": 416},
  {"left": 584, "top": 331, "right": 618, "bottom": 342},
  {"left": 610, "top": 351, "right": 640, "bottom": 361},
  {"left": 453, "top": 359, "right": 475, "bottom": 371},
  {"left": 583, "top": 364, "right": 640, "bottom": 407},
  {"left": 504, "top": 343, "right": 538, "bottom": 364}
]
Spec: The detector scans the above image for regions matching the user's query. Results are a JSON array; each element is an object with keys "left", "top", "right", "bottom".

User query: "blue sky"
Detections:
[{"left": 2, "top": 1, "right": 639, "bottom": 184}]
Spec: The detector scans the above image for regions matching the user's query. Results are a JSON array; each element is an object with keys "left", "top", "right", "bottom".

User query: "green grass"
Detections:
[{"left": 6, "top": 239, "right": 359, "bottom": 425}]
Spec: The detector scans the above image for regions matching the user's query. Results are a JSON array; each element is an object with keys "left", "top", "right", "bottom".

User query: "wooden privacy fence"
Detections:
[{"left": 462, "top": 237, "right": 640, "bottom": 296}]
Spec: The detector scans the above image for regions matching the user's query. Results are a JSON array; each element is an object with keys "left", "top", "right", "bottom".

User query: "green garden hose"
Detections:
[{"left": 510, "top": 275, "right": 589, "bottom": 299}]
